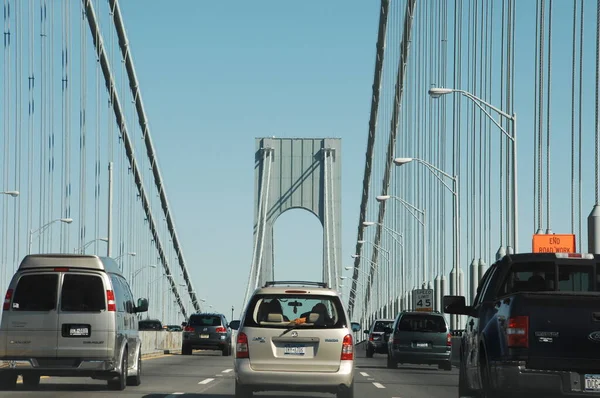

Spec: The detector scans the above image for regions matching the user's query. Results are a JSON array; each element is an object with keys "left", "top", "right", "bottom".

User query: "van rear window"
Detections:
[
  {"left": 60, "top": 274, "right": 105, "bottom": 312},
  {"left": 189, "top": 315, "right": 222, "bottom": 327},
  {"left": 397, "top": 314, "right": 447, "bottom": 333},
  {"left": 12, "top": 274, "right": 58, "bottom": 311},
  {"left": 242, "top": 294, "right": 346, "bottom": 329}
]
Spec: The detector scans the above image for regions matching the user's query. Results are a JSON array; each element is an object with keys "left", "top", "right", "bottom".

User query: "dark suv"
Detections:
[
  {"left": 182, "top": 312, "right": 232, "bottom": 356},
  {"left": 385, "top": 310, "right": 452, "bottom": 370},
  {"left": 364, "top": 319, "right": 395, "bottom": 358}
]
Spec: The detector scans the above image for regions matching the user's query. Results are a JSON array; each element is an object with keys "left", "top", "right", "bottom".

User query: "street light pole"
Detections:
[
  {"left": 28, "top": 218, "right": 74, "bottom": 254},
  {"left": 428, "top": 87, "right": 517, "bottom": 254}
]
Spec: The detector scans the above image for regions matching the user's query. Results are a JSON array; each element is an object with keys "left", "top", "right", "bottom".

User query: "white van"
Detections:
[{"left": 0, "top": 254, "right": 149, "bottom": 391}]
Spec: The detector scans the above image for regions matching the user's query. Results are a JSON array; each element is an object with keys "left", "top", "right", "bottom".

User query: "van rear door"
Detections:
[
  {"left": 4, "top": 272, "right": 60, "bottom": 358},
  {"left": 56, "top": 272, "right": 112, "bottom": 358}
]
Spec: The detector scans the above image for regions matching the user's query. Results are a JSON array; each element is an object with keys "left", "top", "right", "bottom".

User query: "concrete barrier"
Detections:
[{"left": 139, "top": 331, "right": 182, "bottom": 357}]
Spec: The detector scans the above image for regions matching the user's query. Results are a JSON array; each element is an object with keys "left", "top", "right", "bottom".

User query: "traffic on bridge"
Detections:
[{"left": 2, "top": 0, "right": 600, "bottom": 397}]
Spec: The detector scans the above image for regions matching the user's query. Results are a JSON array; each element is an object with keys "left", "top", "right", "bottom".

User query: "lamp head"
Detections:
[
  {"left": 376, "top": 195, "right": 390, "bottom": 202},
  {"left": 428, "top": 87, "right": 454, "bottom": 98},
  {"left": 393, "top": 158, "right": 413, "bottom": 166}
]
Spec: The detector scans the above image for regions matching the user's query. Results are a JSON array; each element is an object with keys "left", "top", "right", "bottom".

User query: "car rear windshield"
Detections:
[
  {"left": 189, "top": 315, "right": 222, "bottom": 327},
  {"left": 242, "top": 294, "right": 346, "bottom": 329},
  {"left": 397, "top": 314, "right": 447, "bottom": 333},
  {"left": 373, "top": 321, "right": 394, "bottom": 332},
  {"left": 60, "top": 274, "right": 106, "bottom": 312},
  {"left": 139, "top": 321, "right": 162, "bottom": 330},
  {"left": 12, "top": 274, "right": 58, "bottom": 311},
  {"left": 500, "top": 261, "right": 598, "bottom": 294}
]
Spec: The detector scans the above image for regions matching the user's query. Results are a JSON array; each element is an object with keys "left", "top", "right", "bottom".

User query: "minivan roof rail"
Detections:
[{"left": 263, "top": 281, "right": 329, "bottom": 288}]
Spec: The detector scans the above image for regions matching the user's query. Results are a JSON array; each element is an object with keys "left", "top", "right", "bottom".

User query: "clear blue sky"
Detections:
[{"left": 113, "top": 1, "right": 600, "bottom": 320}]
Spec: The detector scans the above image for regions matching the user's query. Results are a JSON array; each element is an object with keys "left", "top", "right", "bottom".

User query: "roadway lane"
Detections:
[{"left": 0, "top": 345, "right": 458, "bottom": 398}]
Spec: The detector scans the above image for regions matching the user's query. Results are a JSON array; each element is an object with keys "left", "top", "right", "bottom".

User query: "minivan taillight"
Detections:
[
  {"left": 447, "top": 333, "right": 452, "bottom": 346},
  {"left": 106, "top": 290, "right": 116, "bottom": 312},
  {"left": 507, "top": 316, "right": 529, "bottom": 348},
  {"left": 215, "top": 326, "right": 227, "bottom": 333},
  {"left": 184, "top": 326, "right": 194, "bottom": 332},
  {"left": 237, "top": 332, "right": 249, "bottom": 358},
  {"left": 341, "top": 334, "right": 353, "bottom": 360},
  {"left": 3, "top": 289, "right": 13, "bottom": 311}
]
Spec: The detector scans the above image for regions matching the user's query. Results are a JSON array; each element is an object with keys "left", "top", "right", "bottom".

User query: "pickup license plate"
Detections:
[
  {"left": 284, "top": 344, "right": 306, "bottom": 356},
  {"left": 200, "top": 334, "right": 209, "bottom": 339},
  {"left": 416, "top": 342, "right": 428, "bottom": 348},
  {"left": 585, "top": 374, "right": 600, "bottom": 391}
]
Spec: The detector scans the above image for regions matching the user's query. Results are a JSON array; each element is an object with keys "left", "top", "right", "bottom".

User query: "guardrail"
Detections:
[{"left": 140, "top": 331, "right": 182, "bottom": 357}]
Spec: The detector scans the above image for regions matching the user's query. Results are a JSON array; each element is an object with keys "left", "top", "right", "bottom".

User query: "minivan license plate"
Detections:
[
  {"left": 284, "top": 344, "right": 305, "bottom": 355},
  {"left": 585, "top": 374, "right": 600, "bottom": 391}
]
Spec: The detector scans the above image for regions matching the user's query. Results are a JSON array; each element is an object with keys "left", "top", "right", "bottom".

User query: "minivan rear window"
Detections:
[
  {"left": 397, "top": 314, "right": 447, "bottom": 333},
  {"left": 373, "top": 321, "right": 394, "bottom": 332},
  {"left": 60, "top": 274, "right": 105, "bottom": 312},
  {"left": 12, "top": 274, "right": 58, "bottom": 311},
  {"left": 243, "top": 294, "right": 346, "bottom": 329},
  {"left": 189, "top": 315, "right": 222, "bottom": 327}
]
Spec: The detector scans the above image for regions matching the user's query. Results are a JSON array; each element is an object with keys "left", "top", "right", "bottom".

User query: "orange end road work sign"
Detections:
[{"left": 532, "top": 234, "right": 576, "bottom": 253}]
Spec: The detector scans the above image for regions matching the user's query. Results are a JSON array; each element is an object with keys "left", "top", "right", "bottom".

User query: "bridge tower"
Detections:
[{"left": 244, "top": 138, "right": 342, "bottom": 303}]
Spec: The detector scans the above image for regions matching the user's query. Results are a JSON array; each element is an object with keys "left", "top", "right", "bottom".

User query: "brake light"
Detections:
[
  {"left": 369, "top": 334, "right": 374, "bottom": 341},
  {"left": 106, "top": 290, "right": 116, "bottom": 312},
  {"left": 184, "top": 326, "right": 194, "bottom": 332},
  {"left": 507, "top": 316, "right": 529, "bottom": 348},
  {"left": 3, "top": 289, "right": 13, "bottom": 311},
  {"left": 341, "top": 334, "right": 353, "bottom": 360},
  {"left": 447, "top": 333, "right": 452, "bottom": 346},
  {"left": 215, "top": 326, "right": 227, "bottom": 333},
  {"left": 53, "top": 267, "right": 69, "bottom": 272},
  {"left": 284, "top": 290, "right": 307, "bottom": 294},
  {"left": 237, "top": 332, "right": 249, "bottom": 358}
]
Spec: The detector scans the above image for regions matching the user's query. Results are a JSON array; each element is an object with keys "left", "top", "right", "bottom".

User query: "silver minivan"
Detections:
[
  {"left": 231, "top": 281, "right": 361, "bottom": 398},
  {"left": 0, "top": 254, "right": 149, "bottom": 391}
]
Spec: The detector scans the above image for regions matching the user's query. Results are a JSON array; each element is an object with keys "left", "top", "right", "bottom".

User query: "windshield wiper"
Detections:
[{"left": 279, "top": 325, "right": 302, "bottom": 337}]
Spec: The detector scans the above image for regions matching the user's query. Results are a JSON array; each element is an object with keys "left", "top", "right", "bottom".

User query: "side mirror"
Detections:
[
  {"left": 383, "top": 327, "right": 393, "bottom": 334},
  {"left": 443, "top": 295, "right": 471, "bottom": 315},
  {"left": 351, "top": 322, "right": 361, "bottom": 332},
  {"left": 228, "top": 320, "right": 240, "bottom": 330},
  {"left": 363, "top": 329, "right": 369, "bottom": 334},
  {"left": 181, "top": 322, "right": 188, "bottom": 327},
  {"left": 135, "top": 298, "right": 149, "bottom": 313}
]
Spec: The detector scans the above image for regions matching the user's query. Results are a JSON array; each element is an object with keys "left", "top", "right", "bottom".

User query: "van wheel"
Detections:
[
  {"left": 108, "top": 349, "right": 127, "bottom": 391},
  {"left": 386, "top": 354, "right": 397, "bottom": 369},
  {"left": 182, "top": 343, "right": 192, "bottom": 355},
  {"left": 0, "top": 372, "right": 17, "bottom": 390},
  {"left": 22, "top": 373, "right": 41, "bottom": 387},
  {"left": 235, "top": 380, "right": 253, "bottom": 397},
  {"left": 126, "top": 350, "right": 142, "bottom": 386},
  {"left": 337, "top": 383, "right": 354, "bottom": 398}
]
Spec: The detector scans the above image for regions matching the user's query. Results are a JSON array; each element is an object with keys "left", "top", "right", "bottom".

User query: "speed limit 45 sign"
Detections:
[{"left": 413, "top": 289, "right": 433, "bottom": 312}]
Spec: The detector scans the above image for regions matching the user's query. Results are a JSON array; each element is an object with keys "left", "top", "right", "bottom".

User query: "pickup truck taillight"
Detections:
[
  {"left": 447, "top": 333, "right": 452, "bottom": 346},
  {"left": 507, "top": 316, "right": 529, "bottom": 348}
]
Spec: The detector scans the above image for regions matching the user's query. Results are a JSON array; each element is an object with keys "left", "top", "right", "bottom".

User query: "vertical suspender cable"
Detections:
[
  {"left": 79, "top": 0, "right": 87, "bottom": 250},
  {"left": 499, "top": 1, "right": 505, "bottom": 248},
  {"left": 594, "top": 0, "right": 600, "bottom": 207},
  {"left": 39, "top": 0, "right": 47, "bottom": 250},
  {"left": 537, "top": 0, "right": 545, "bottom": 232},
  {"left": 571, "top": 0, "right": 577, "bottom": 234},
  {"left": 2, "top": 0, "right": 11, "bottom": 283},
  {"left": 27, "top": 0, "right": 34, "bottom": 253},
  {"left": 579, "top": 0, "right": 584, "bottom": 240},
  {"left": 533, "top": 1, "right": 539, "bottom": 232},
  {"left": 546, "top": 0, "right": 553, "bottom": 232}
]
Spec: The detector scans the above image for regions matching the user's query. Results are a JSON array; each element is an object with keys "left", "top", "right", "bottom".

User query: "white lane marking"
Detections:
[
  {"left": 216, "top": 374, "right": 223, "bottom": 377},
  {"left": 360, "top": 372, "right": 370, "bottom": 377},
  {"left": 372, "top": 382, "right": 386, "bottom": 389},
  {"left": 222, "top": 368, "right": 233, "bottom": 373},
  {"left": 198, "top": 378, "right": 215, "bottom": 385}
]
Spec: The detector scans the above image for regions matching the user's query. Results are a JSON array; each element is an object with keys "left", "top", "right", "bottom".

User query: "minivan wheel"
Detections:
[
  {"left": 126, "top": 350, "right": 142, "bottom": 386},
  {"left": 235, "top": 380, "right": 253, "bottom": 398},
  {"left": 22, "top": 373, "right": 41, "bottom": 387},
  {"left": 108, "top": 349, "right": 127, "bottom": 391},
  {"left": 337, "top": 383, "right": 354, "bottom": 398},
  {"left": 0, "top": 372, "right": 17, "bottom": 390}
]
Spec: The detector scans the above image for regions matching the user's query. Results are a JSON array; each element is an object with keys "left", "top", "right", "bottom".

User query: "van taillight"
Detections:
[
  {"left": 447, "top": 333, "right": 452, "bottom": 346},
  {"left": 507, "top": 316, "right": 529, "bottom": 348},
  {"left": 184, "top": 326, "right": 194, "bottom": 332},
  {"left": 215, "top": 326, "right": 227, "bottom": 333},
  {"left": 341, "top": 334, "right": 353, "bottom": 360},
  {"left": 3, "top": 289, "right": 13, "bottom": 311},
  {"left": 236, "top": 332, "right": 249, "bottom": 358},
  {"left": 106, "top": 290, "right": 116, "bottom": 312}
]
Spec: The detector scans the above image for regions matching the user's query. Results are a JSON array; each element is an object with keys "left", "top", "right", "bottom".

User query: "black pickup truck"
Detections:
[{"left": 444, "top": 252, "right": 600, "bottom": 397}]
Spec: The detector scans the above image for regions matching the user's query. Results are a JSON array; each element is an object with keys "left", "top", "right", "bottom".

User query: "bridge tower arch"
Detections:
[{"left": 244, "top": 138, "right": 342, "bottom": 303}]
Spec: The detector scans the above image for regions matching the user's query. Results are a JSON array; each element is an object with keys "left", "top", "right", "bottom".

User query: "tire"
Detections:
[
  {"left": 0, "top": 372, "right": 17, "bottom": 390},
  {"left": 108, "top": 349, "right": 127, "bottom": 391},
  {"left": 22, "top": 373, "right": 41, "bottom": 388},
  {"left": 235, "top": 380, "right": 253, "bottom": 398},
  {"left": 182, "top": 343, "right": 193, "bottom": 356},
  {"left": 479, "top": 348, "right": 500, "bottom": 398},
  {"left": 337, "top": 383, "right": 354, "bottom": 398},
  {"left": 222, "top": 345, "right": 229, "bottom": 356},
  {"left": 438, "top": 361, "right": 452, "bottom": 371},
  {"left": 386, "top": 354, "right": 397, "bottom": 369},
  {"left": 126, "top": 349, "right": 142, "bottom": 386},
  {"left": 458, "top": 361, "right": 472, "bottom": 397}
]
